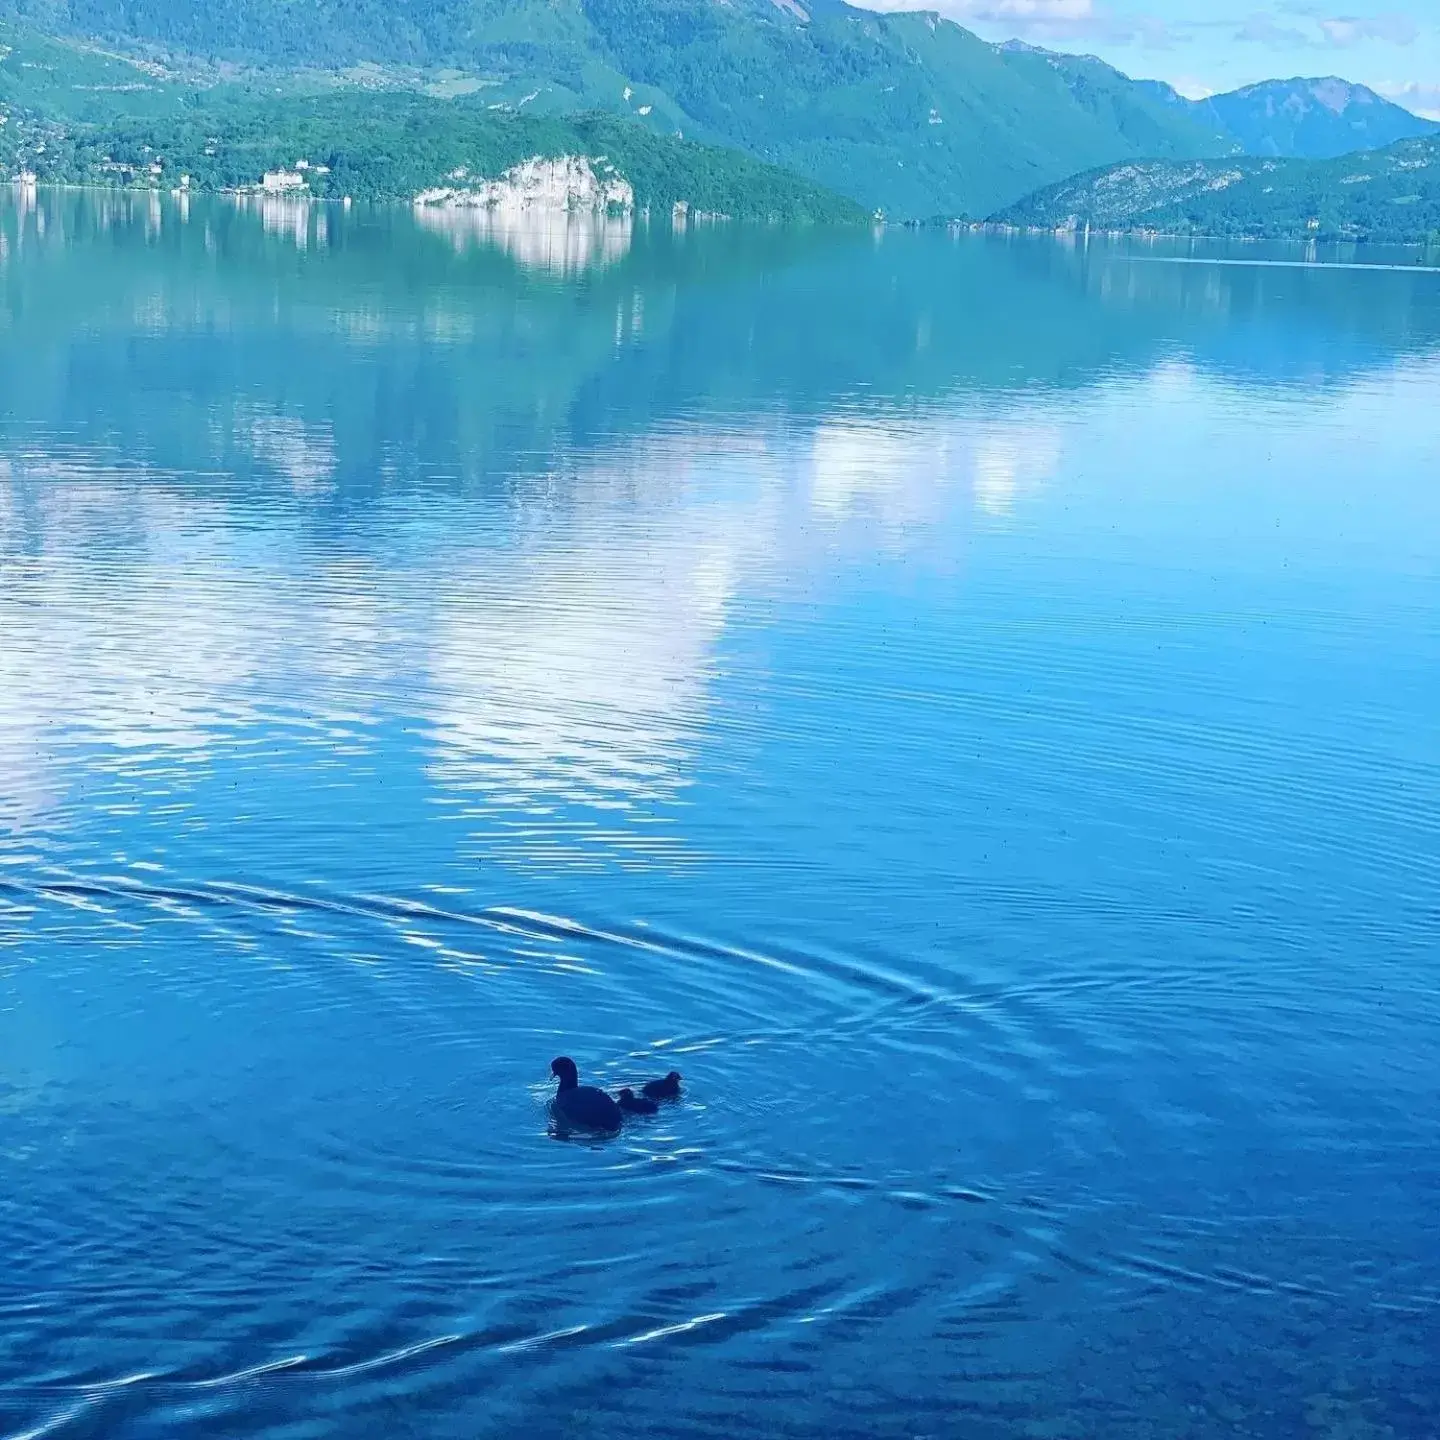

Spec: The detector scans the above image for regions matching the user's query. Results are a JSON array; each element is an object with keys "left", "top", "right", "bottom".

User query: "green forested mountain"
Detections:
[
  {"left": 991, "top": 136, "right": 1440, "bottom": 244},
  {"left": 4, "top": 1, "right": 1438, "bottom": 221},
  {"left": 550, "top": 0, "right": 1240, "bottom": 218},
  {"left": 0, "top": 13, "right": 867, "bottom": 220},
  {"left": 0, "top": 0, "right": 1243, "bottom": 217}
]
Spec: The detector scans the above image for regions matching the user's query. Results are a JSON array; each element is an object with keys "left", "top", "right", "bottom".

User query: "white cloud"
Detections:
[
  {"left": 1234, "top": 15, "right": 1311, "bottom": 48},
  {"left": 1317, "top": 14, "right": 1419, "bottom": 47},
  {"left": 1376, "top": 80, "right": 1440, "bottom": 120},
  {"left": 969, "top": 0, "right": 1096, "bottom": 16},
  {"left": 855, "top": 0, "right": 1096, "bottom": 17},
  {"left": 1169, "top": 76, "right": 1219, "bottom": 100},
  {"left": 849, "top": 0, "right": 1174, "bottom": 46},
  {"left": 1235, "top": 9, "right": 1422, "bottom": 51}
]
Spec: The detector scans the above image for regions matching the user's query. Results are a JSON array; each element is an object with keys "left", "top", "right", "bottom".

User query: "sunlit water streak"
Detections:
[{"left": 1, "top": 192, "right": 1438, "bottom": 1439}]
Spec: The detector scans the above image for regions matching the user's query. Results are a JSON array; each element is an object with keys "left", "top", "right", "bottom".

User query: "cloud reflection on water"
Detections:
[
  {"left": 4, "top": 189, "right": 1439, "bottom": 861},
  {"left": 0, "top": 398, "right": 1031, "bottom": 852}
]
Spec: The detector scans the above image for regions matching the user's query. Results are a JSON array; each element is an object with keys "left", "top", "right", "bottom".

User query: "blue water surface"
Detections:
[{"left": 1, "top": 194, "right": 1438, "bottom": 1439}]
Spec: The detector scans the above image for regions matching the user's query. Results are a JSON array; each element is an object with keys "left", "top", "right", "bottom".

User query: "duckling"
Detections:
[
  {"left": 616, "top": 1087, "right": 658, "bottom": 1116},
  {"left": 550, "top": 1056, "right": 622, "bottom": 1132},
  {"left": 641, "top": 1071, "right": 682, "bottom": 1101}
]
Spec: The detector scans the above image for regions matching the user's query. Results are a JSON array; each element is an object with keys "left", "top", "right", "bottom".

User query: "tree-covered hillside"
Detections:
[
  {"left": 566, "top": 0, "right": 1239, "bottom": 218},
  {"left": 0, "top": 82, "right": 868, "bottom": 221},
  {"left": 991, "top": 136, "right": 1440, "bottom": 245},
  {"left": 0, "top": 0, "right": 1246, "bottom": 217}
]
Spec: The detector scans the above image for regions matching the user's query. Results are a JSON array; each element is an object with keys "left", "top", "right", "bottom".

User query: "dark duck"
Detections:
[
  {"left": 616, "top": 1088, "right": 658, "bottom": 1116},
  {"left": 550, "top": 1056, "right": 622, "bottom": 1133},
  {"left": 641, "top": 1071, "right": 682, "bottom": 1101}
]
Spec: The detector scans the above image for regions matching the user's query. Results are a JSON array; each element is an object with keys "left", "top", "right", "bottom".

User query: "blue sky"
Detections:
[{"left": 851, "top": 0, "right": 1440, "bottom": 115}]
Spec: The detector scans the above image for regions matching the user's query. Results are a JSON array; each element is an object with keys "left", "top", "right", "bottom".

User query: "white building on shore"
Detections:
[{"left": 262, "top": 170, "right": 307, "bottom": 194}]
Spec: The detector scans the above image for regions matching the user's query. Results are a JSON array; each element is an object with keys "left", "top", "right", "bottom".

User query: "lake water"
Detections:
[{"left": 1, "top": 192, "right": 1438, "bottom": 1439}]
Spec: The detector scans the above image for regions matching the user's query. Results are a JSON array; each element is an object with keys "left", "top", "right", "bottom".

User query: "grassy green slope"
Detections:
[
  {"left": 0, "top": 17, "right": 192, "bottom": 118},
  {"left": 991, "top": 136, "right": 1440, "bottom": 243}
]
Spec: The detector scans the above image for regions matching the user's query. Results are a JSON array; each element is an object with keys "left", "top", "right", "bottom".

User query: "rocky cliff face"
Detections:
[{"left": 413, "top": 155, "right": 635, "bottom": 213}]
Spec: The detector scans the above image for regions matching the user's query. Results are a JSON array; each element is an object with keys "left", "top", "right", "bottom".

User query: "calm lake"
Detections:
[{"left": 1, "top": 192, "right": 1438, "bottom": 1439}]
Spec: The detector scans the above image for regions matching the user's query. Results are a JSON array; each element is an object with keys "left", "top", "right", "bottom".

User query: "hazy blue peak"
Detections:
[
  {"left": 1204, "top": 76, "right": 1439, "bottom": 159},
  {"left": 1229, "top": 77, "right": 1383, "bottom": 108}
]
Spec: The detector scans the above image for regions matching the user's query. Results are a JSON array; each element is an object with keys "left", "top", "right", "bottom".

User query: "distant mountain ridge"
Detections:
[
  {"left": 2, "top": 1, "right": 1438, "bottom": 219},
  {"left": 1018, "top": 64, "right": 1436, "bottom": 155},
  {"left": 1196, "top": 77, "right": 1439, "bottom": 159},
  {"left": 990, "top": 135, "right": 1440, "bottom": 245}
]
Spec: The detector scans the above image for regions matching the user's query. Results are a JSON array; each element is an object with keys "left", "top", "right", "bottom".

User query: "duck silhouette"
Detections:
[
  {"left": 550, "top": 1056, "right": 622, "bottom": 1132},
  {"left": 641, "top": 1071, "right": 682, "bottom": 1101},
  {"left": 616, "top": 1087, "right": 658, "bottom": 1116}
]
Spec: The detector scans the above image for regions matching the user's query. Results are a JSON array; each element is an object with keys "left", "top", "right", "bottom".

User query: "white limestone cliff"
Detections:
[{"left": 414, "top": 155, "right": 635, "bottom": 214}]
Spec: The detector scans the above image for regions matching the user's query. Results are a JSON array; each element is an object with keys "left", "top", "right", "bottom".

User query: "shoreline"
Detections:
[
  {"left": 9, "top": 180, "right": 1440, "bottom": 256},
  {"left": 4, "top": 177, "right": 858, "bottom": 228}
]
